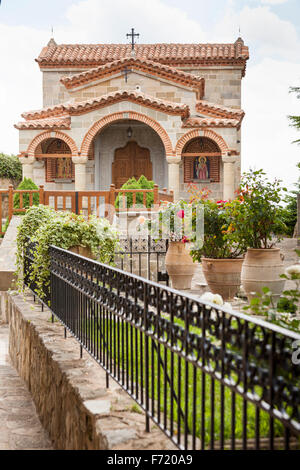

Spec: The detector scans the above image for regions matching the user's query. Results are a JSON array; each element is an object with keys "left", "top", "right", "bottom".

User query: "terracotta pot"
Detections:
[
  {"left": 201, "top": 258, "right": 244, "bottom": 301},
  {"left": 69, "top": 245, "right": 94, "bottom": 259},
  {"left": 241, "top": 248, "right": 285, "bottom": 303},
  {"left": 165, "top": 241, "right": 197, "bottom": 290}
]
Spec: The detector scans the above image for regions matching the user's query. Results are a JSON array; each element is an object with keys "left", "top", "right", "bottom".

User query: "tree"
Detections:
[
  {"left": 288, "top": 86, "right": 300, "bottom": 143},
  {"left": 281, "top": 87, "right": 300, "bottom": 236},
  {"left": 281, "top": 163, "right": 300, "bottom": 237}
]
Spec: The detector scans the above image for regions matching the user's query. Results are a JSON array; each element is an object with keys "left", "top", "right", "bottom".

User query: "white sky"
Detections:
[{"left": 0, "top": 0, "right": 299, "bottom": 189}]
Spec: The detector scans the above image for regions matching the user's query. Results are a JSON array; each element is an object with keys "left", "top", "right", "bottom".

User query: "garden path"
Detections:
[{"left": 0, "top": 323, "right": 53, "bottom": 450}]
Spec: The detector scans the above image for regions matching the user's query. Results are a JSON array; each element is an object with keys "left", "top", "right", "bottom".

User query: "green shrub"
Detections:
[
  {"left": 17, "top": 207, "right": 120, "bottom": 303},
  {"left": 0, "top": 217, "right": 9, "bottom": 238},
  {"left": 0, "top": 154, "right": 22, "bottom": 182},
  {"left": 115, "top": 175, "right": 155, "bottom": 209},
  {"left": 13, "top": 178, "right": 39, "bottom": 209},
  {"left": 16, "top": 205, "right": 56, "bottom": 280}
]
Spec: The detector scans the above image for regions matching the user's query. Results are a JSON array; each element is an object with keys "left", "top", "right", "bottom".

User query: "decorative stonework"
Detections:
[
  {"left": 60, "top": 57, "right": 205, "bottom": 98},
  {"left": 175, "top": 129, "right": 202, "bottom": 156},
  {"left": 203, "top": 129, "right": 230, "bottom": 155},
  {"left": 27, "top": 131, "right": 79, "bottom": 158},
  {"left": 21, "top": 91, "right": 189, "bottom": 121},
  {"left": 80, "top": 111, "right": 174, "bottom": 158}
]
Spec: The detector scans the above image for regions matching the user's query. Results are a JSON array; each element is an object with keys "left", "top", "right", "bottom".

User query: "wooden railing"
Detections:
[{"left": 0, "top": 184, "right": 174, "bottom": 235}]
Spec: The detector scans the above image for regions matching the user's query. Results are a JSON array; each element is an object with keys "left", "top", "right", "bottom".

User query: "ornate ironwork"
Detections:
[
  {"left": 115, "top": 236, "right": 169, "bottom": 284},
  {"left": 24, "top": 244, "right": 300, "bottom": 450}
]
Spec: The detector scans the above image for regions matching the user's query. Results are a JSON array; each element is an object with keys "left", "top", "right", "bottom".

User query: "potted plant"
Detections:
[
  {"left": 145, "top": 200, "right": 197, "bottom": 290},
  {"left": 190, "top": 199, "right": 247, "bottom": 301},
  {"left": 226, "top": 169, "right": 288, "bottom": 303}
]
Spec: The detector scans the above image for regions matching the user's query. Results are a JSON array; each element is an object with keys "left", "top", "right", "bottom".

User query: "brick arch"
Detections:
[
  {"left": 175, "top": 129, "right": 229, "bottom": 156},
  {"left": 27, "top": 131, "right": 79, "bottom": 158},
  {"left": 80, "top": 111, "right": 174, "bottom": 158}
]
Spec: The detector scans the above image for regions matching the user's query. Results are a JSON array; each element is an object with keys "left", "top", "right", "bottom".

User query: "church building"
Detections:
[{"left": 15, "top": 34, "right": 249, "bottom": 201}]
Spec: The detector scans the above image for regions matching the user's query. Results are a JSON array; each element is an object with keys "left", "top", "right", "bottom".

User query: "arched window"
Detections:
[
  {"left": 182, "top": 137, "right": 221, "bottom": 183},
  {"left": 38, "top": 139, "right": 75, "bottom": 182}
]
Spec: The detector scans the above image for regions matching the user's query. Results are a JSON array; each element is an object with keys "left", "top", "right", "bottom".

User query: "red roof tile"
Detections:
[
  {"left": 182, "top": 117, "right": 240, "bottom": 128},
  {"left": 36, "top": 39, "right": 249, "bottom": 75},
  {"left": 60, "top": 57, "right": 205, "bottom": 97},
  {"left": 15, "top": 116, "right": 71, "bottom": 130},
  {"left": 196, "top": 100, "right": 245, "bottom": 121},
  {"left": 21, "top": 90, "right": 190, "bottom": 121}
]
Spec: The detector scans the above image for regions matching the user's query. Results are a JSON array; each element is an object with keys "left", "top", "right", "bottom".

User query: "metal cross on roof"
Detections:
[
  {"left": 122, "top": 65, "right": 131, "bottom": 83},
  {"left": 126, "top": 28, "right": 140, "bottom": 51}
]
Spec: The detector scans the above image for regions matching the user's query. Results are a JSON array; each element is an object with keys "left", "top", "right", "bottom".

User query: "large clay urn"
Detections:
[
  {"left": 241, "top": 248, "right": 285, "bottom": 303},
  {"left": 201, "top": 258, "right": 244, "bottom": 301},
  {"left": 165, "top": 241, "right": 197, "bottom": 290},
  {"left": 69, "top": 245, "right": 94, "bottom": 259}
]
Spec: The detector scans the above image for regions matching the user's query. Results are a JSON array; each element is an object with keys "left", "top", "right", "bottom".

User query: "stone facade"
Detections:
[{"left": 15, "top": 39, "right": 249, "bottom": 201}]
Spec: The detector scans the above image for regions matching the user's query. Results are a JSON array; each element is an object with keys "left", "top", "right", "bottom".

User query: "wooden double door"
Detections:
[{"left": 112, "top": 141, "right": 153, "bottom": 188}]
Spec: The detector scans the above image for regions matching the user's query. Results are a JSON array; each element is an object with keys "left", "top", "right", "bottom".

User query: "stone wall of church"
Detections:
[
  {"left": 68, "top": 101, "right": 184, "bottom": 152},
  {"left": 70, "top": 73, "right": 197, "bottom": 114},
  {"left": 182, "top": 67, "right": 243, "bottom": 108},
  {"left": 41, "top": 66, "right": 243, "bottom": 110},
  {"left": 42, "top": 71, "right": 78, "bottom": 107}
]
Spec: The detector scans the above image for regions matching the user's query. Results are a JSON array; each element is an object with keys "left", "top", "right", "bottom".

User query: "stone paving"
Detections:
[{"left": 0, "top": 323, "right": 53, "bottom": 450}]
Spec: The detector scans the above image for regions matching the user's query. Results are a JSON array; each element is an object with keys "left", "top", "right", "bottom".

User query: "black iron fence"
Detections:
[
  {"left": 115, "top": 236, "right": 169, "bottom": 284},
  {"left": 23, "top": 244, "right": 300, "bottom": 450}
]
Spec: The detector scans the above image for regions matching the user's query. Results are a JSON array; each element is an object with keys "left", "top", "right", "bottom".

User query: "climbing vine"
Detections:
[{"left": 16, "top": 206, "right": 120, "bottom": 302}]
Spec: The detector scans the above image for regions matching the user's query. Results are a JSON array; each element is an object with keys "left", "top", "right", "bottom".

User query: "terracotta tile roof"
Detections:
[
  {"left": 21, "top": 90, "right": 190, "bottom": 121},
  {"left": 182, "top": 117, "right": 240, "bottom": 128},
  {"left": 196, "top": 100, "right": 245, "bottom": 121},
  {"left": 15, "top": 116, "right": 71, "bottom": 130},
  {"left": 36, "top": 39, "right": 249, "bottom": 76},
  {"left": 60, "top": 57, "right": 205, "bottom": 97}
]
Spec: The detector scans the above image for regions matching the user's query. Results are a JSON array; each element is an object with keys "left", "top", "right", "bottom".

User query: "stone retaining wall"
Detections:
[{"left": 3, "top": 291, "right": 175, "bottom": 451}]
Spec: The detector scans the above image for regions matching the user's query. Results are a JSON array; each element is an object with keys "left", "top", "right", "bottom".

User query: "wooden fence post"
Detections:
[
  {"left": 39, "top": 185, "right": 45, "bottom": 205},
  {"left": 109, "top": 184, "right": 116, "bottom": 222},
  {"left": 8, "top": 185, "right": 14, "bottom": 221},
  {"left": 153, "top": 184, "right": 159, "bottom": 208}
]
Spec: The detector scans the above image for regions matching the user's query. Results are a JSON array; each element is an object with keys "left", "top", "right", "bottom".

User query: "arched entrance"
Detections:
[
  {"left": 112, "top": 141, "right": 152, "bottom": 188},
  {"left": 92, "top": 119, "right": 167, "bottom": 190}
]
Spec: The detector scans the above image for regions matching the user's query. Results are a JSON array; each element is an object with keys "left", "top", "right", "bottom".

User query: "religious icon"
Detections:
[
  {"left": 56, "top": 158, "right": 73, "bottom": 179},
  {"left": 194, "top": 156, "right": 210, "bottom": 180}
]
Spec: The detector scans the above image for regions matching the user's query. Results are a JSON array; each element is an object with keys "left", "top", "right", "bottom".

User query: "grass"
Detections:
[{"left": 79, "top": 309, "right": 286, "bottom": 447}]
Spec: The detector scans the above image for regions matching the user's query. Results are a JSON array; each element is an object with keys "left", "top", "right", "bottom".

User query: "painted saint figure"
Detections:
[{"left": 194, "top": 156, "right": 209, "bottom": 180}]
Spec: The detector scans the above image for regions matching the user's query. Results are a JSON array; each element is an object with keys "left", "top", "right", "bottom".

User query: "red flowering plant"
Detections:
[
  {"left": 189, "top": 198, "right": 247, "bottom": 261},
  {"left": 224, "top": 169, "right": 288, "bottom": 249},
  {"left": 146, "top": 200, "right": 199, "bottom": 243}
]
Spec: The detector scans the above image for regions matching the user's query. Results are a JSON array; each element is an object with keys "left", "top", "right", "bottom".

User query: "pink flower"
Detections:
[
  {"left": 182, "top": 236, "right": 190, "bottom": 244},
  {"left": 177, "top": 210, "right": 185, "bottom": 219}
]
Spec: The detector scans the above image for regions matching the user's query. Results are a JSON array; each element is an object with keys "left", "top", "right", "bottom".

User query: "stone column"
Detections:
[
  {"left": 19, "top": 156, "right": 35, "bottom": 181},
  {"left": 167, "top": 156, "right": 181, "bottom": 201},
  {"left": 72, "top": 156, "right": 88, "bottom": 191},
  {"left": 222, "top": 155, "right": 237, "bottom": 201}
]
